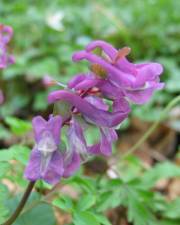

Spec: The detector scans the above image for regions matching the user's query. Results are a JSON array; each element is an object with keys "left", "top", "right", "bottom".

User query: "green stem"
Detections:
[
  {"left": 121, "top": 95, "right": 180, "bottom": 160},
  {"left": 2, "top": 181, "right": 35, "bottom": 225},
  {"left": 21, "top": 184, "right": 61, "bottom": 216}
]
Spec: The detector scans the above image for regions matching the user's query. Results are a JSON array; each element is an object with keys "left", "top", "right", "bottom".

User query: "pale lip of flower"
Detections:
[{"left": 37, "top": 131, "right": 57, "bottom": 154}]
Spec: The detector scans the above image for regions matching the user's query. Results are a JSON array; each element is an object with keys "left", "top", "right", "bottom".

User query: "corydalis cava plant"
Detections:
[{"left": 25, "top": 40, "right": 164, "bottom": 185}]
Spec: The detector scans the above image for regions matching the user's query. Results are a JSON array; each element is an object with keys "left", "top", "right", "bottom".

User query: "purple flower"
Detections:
[
  {"left": 72, "top": 40, "right": 164, "bottom": 104},
  {"left": 63, "top": 118, "right": 85, "bottom": 177},
  {"left": 48, "top": 90, "right": 130, "bottom": 128},
  {"left": 85, "top": 96, "right": 118, "bottom": 156},
  {"left": 48, "top": 90, "right": 122, "bottom": 156},
  {"left": 68, "top": 73, "right": 99, "bottom": 91},
  {"left": 0, "top": 24, "right": 14, "bottom": 69},
  {"left": 66, "top": 116, "right": 117, "bottom": 158},
  {"left": 24, "top": 116, "right": 64, "bottom": 185},
  {"left": 25, "top": 40, "right": 165, "bottom": 185},
  {"left": 89, "top": 127, "right": 117, "bottom": 156},
  {"left": 25, "top": 115, "right": 83, "bottom": 184},
  {"left": 68, "top": 73, "right": 124, "bottom": 100}
]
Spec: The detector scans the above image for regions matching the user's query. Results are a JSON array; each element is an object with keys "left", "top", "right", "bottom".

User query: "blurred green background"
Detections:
[
  {"left": 0, "top": 1, "right": 180, "bottom": 225},
  {"left": 0, "top": 0, "right": 179, "bottom": 121}
]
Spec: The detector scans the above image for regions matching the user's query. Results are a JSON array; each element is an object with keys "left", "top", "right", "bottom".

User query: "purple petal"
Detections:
[
  {"left": 74, "top": 77, "right": 98, "bottom": 91},
  {"left": 84, "top": 96, "right": 109, "bottom": 111},
  {"left": 24, "top": 148, "right": 41, "bottom": 182},
  {"left": 47, "top": 116, "right": 62, "bottom": 144},
  {"left": 97, "top": 79, "right": 124, "bottom": 99},
  {"left": 32, "top": 116, "right": 47, "bottom": 142},
  {"left": 63, "top": 152, "right": 81, "bottom": 178},
  {"left": 0, "top": 25, "right": 13, "bottom": 44},
  {"left": 0, "top": 25, "right": 14, "bottom": 69},
  {"left": 100, "top": 127, "right": 118, "bottom": 156},
  {"left": 134, "top": 63, "right": 163, "bottom": 88},
  {"left": 43, "top": 151, "right": 64, "bottom": 185},
  {"left": 86, "top": 40, "right": 117, "bottom": 59},
  {"left": 88, "top": 143, "right": 101, "bottom": 155},
  {"left": 112, "top": 97, "right": 130, "bottom": 113},
  {"left": 72, "top": 50, "right": 135, "bottom": 87},
  {"left": 68, "top": 74, "right": 87, "bottom": 89},
  {"left": 58, "top": 118, "right": 87, "bottom": 178},
  {"left": 85, "top": 40, "right": 137, "bottom": 76},
  {"left": 125, "top": 82, "right": 165, "bottom": 104},
  {"left": 68, "top": 118, "right": 87, "bottom": 154},
  {"left": 32, "top": 115, "right": 62, "bottom": 144},
  {"left": 116, "top": 58, "right": 137, "bottom": 76},
  {"left": 88, "top": 127, "right": 118, "bottom": 156},
  {"left": 48, "top": 90, "right": 130, "bottom": 127},
  {"left": 68, "top": 73, "right": 99, "bottom": 91},
  {"left": 25, "top": 148, "right": 64, "bottom": 185}
]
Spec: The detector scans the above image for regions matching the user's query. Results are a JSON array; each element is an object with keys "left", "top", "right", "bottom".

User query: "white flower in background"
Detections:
[{"left": 46, "top": 11, "right": 64, "bottom": 31}]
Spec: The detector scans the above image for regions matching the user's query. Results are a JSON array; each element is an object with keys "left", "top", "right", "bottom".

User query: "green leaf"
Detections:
[
  {"left": 27, "top": 58, "right": 59, "bottom": 79},
  {"left": 76, "top": 194, "right": 96, "bottom": 211},
  {"left": 95, "top": 214, "right": 112, "bottom": 225},
  {"left": 73, "top": 211, "right": 100, "bottom": 225},
  {"left": 0, "top": 145, "right": 30, "bottom": 165},
  {"left": 53, "top": 195, "right": 73, "bottom": 212},
  {"left": 141, "top": 162, "right": 180, "bottom": 188},
  {"left": 96, "top": 190, "right": 124, "bottom": 212},
  {"left": 125, "top": 186, "right": 156, "bottom": 225},
  {"left": 0, "top": 162, "right": 11, "bottom": 178},
  {"left": 6, "top": 192, "right": 56, "bottom": 225},
  {"left": 0, "top": 184, "right": 9, "bottom": 223},
  {"left": 163, "top": 198, "right": 180, "bottom": 219},
  {"left": 0, "top": 150, "right": 14, "bottom": 162},
  {"left": 5, "top": 116, "right": 32, "bottom": 136},
  {"left": 69, "top": 176, "right": 96, "bottom": 193},
  {"left": 10, "top": 145, "right": 30, "bottom": 165},
  {"left": 33, "top": 91, "right": 48, "bottom": 111},
  {"left": 0, "top": 125, "right": 11, "bottom": 140}
]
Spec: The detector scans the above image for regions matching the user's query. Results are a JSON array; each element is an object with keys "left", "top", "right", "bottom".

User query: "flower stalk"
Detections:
[{"left": 2, "top": 181, "right": 35, "bottom": 225}]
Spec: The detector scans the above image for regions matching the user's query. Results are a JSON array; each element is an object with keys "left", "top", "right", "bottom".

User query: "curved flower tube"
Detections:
[
  {"left": 48, "top": 90, "right": 130, "bottom": 128},
  {"left": 72, "top": 40, "right": 164, "bottom": 104},
  {"left": 68, "top": 73, "right": 99, "bottom": 91},
  {"left": 68, "top": 73, "right": 124, "bottom": 100},
  {"left": 73, "top": 50, "right": 163, "bottom": 89},
  {"left": 72, "top": 50, "right": 135, "bottom": 87},
  {"left": 86, "top": 40, "right": 136, "bottom": 75}
]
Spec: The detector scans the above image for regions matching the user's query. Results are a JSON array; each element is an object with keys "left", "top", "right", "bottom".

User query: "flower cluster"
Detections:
[
  {"left": 0, "top": 24, "right": 14, "bottom": 69},
  {"left": 25, "top": 40, "right": 164, "bottom": 185},
  {"left": 0, "top": 24, "right": 14, "bottom": 105}
]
